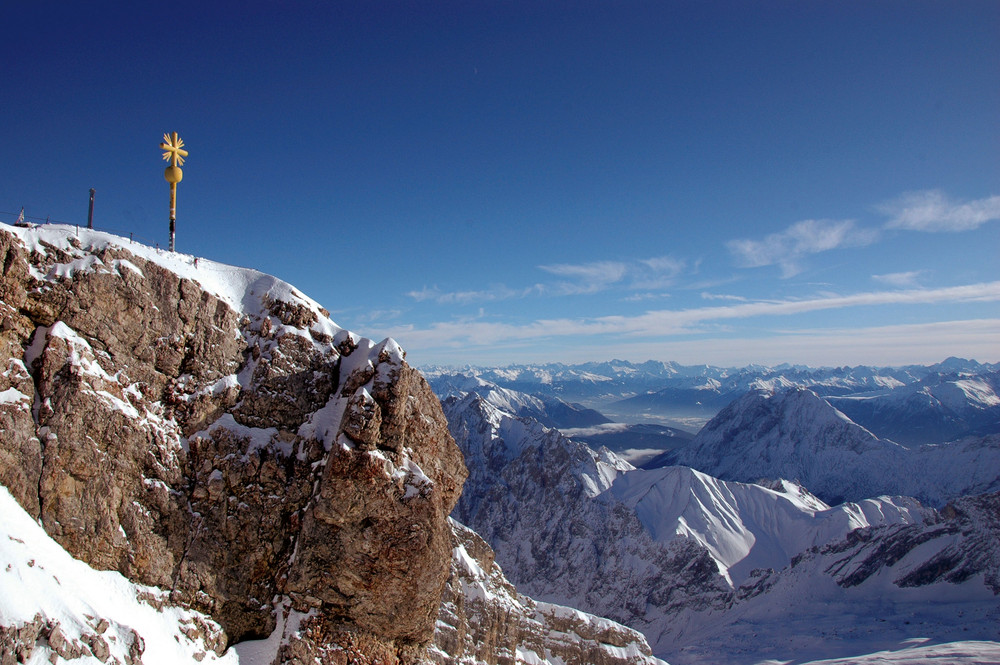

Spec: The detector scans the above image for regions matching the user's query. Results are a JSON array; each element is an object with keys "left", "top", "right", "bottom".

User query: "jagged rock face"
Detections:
[
  {"left": 820, "top": 491, "right": 1000, "bottom": 593},
  {"left": 431, "top": 520, "right": 668, "bottom": 665},
  {"left": 656, "top": 492, "right": 1000, "bottom": 664},
  {"left": 0, "top": 224, "right": 466, "bottom": 657},
  {"left": 443, "top": 392, "right": 733, "bottom": 653}
]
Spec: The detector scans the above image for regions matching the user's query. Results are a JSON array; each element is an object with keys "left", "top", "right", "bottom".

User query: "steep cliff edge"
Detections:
[
  {"left": 431, "top": 520, "right": 666, "bottom": 665},
  {"left": 0, "top": 223, "right": 467, "bottom": 661}
]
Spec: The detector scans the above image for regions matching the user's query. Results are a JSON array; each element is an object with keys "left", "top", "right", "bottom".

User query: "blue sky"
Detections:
[{"left": 4, "top": 1, "right": 998, "bottom": 368}]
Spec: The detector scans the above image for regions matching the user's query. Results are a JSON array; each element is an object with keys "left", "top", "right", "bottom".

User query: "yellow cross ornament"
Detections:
[{"left": 159, "top": 132, "right": 188, "bottom": 251}]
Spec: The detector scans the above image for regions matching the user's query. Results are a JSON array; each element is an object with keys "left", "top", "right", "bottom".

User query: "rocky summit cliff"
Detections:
[
  {"left": 0, "top": 222, "right": 664, "bottom": 665},
  {"left": 0, "top": 222, "right": 468, "bottom": 661}
]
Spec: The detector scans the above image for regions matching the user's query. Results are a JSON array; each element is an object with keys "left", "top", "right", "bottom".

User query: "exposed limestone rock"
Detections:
[
  {"left": 0, "top": 614, "right": 146, "bottom": 665},
  {"left": 0, "top": 224, "right": 466, "bottom": 658}
]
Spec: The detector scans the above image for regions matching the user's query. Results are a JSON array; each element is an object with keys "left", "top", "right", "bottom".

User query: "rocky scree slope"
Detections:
[{"left": 0, "top": 223, "right": 469, "bottom": 662}]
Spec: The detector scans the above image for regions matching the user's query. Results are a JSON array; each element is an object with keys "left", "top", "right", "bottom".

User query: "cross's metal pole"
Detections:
[
  {"left": 87, "top": 188, "right": 95, "bottom": 229},
  {"left": 169, "top": 182, "right": 177, "bottom": 252}
]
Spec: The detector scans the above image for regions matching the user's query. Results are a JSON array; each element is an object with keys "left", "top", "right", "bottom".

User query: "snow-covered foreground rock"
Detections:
[
  {"left": 0, "top": 223, "right": 467, "bottom": 660},
  {"left": 0, "top": 485, "right": 236, "bottom": 663},
  {"left": 1, "top": 481, "right": 665, "bottom": 665},
  {"left": 662, "top": 387, "right": 1000, "bottom": 506}
]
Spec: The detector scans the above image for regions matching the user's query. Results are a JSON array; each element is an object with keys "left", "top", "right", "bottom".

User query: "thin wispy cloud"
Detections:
[
  {"left": 872, "top": 271, "right": 924, "bottom": 288},
  {"left": 353, "top": 308, "right": 405, "bottom": 324},
  {"left": 382, "top": 281, "right": 1000, "bottom": 350},
  {"left": 634, "top": 256, "right": 686, "bottom": 289},
  {"left": 539, "top": 256, "right": 686, "bottom": 295},
  {"left": 881, "top": 190, "right": 1000, "bottom": 232},
  {"left": 417, "top": 256, "right": 689, "bottom": 305},
  {"left": 727, "top": 219, "right": 879, "bottom": 277},
  {"left": 407, "top": 285, "right": 537, "bottom": 304},
  {"left": 538, "top": 260, "right": 629, "bottom": 294},
  {"left": 547, "top": 319, "right": 1000, "bottom": 368},
  {"left": 623, "top": 292, "right": 673, "bottom": 303},
  {"left": 701, "top": 292, "right": 749, "bottom": 302}
]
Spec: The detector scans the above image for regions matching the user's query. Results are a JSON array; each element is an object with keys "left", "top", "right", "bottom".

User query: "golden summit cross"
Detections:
[
  {"left": 159, "top": 132, "right": 188, "bottom": 252},
  {"left": 160, "top": 132, "right": 188, "bottom": 167}
]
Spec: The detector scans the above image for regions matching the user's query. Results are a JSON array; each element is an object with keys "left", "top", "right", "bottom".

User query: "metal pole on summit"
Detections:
[
  {"left": 87, "top": 188, "right": 95, "bottom": 229},
  {"left": 159, "top": 132, "right": 188, "bottom": 252}
]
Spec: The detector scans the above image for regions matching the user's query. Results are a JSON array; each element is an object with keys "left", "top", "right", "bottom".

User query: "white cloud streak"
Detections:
[
  {"left": 541, "top": 319, "right": 1000, "bottom": 368},
  {"left": 539, "top": 256, "right": 688, "bottom": 294},
  {"left": 872, "top": 271, "right": 924, "bottom": 288},
  {"left": 380, "top": 281, "right": 1000, "bottom": 352},
  {"left": 538, "top": 260, "right": 629, "bottom": 294},
  {"left": 700, "top": 292, "right": 749, "bottom": 302},
  {"left": 727, "top": 219, "right": 879, "bottom": 277},
  {"left": 406, "top": 285, "right": 538, "bottom": 304},
  {"left": 412, "top": 256, "right": 689, "bottom": 304},
  {"left": 881, "top": 190, "right": 1000, "bottom": 232}
]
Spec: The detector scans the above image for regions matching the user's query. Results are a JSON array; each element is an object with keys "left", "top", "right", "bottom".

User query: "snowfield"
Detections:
[{"left": 0, "top": 486, "right": 239, "bottom": 664}]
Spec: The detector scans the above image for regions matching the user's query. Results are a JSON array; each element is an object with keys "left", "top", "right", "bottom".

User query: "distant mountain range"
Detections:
[
  {"left": 434, "top": 373, "right": 1000, "bottom": 662},
  {"left": 424, "top": 357, "right": 1000, "bottom": 446},
  {"left": 429, "top": 372, "right": 691, "bottom": 464}
]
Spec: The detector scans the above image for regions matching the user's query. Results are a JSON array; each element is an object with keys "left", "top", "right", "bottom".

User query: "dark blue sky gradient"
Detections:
[{"left": 4, "top": 2, "right": 998, "bottom": 365}]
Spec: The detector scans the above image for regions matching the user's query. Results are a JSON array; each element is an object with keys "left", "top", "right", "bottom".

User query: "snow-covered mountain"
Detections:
[
  {"left": 432, "top": 520, "right": 666, "bottom": 665},
  {"left": 429, "top": 372, "right": 611, "bottom": 429},
  {"left": 425, "top": 359, "right": 1000, "bottom": 445},
  {"left": 428, "top": 373, "right": 690, "bottom": 464},
  {"left": 654, "top": 490, "right": 1000, "bottom": 665},
  {"left": 659, "top": 387, "right": 1000, "bottom": 505},
  {"left": 423, "top": 360, "right": 689, "bottom": 404},
  {"left": 442, "top": 387, "right": 950, "bottom": 656},
  {"left": 830, "top": 369, "right": 1000, "bottom": 446},
  {"left": 559, "top": 422, "right": 693, "bottom": 465},
  {"left": 610, "top": 467, "right": 928, "bottom": 586}
]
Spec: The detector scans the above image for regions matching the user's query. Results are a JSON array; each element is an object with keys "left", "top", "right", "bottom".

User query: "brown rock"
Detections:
[{"left": 0, "top": 225, "right": 467, "bottom": 658}]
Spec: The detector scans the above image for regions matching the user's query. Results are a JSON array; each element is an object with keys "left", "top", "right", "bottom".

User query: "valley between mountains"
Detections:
[{"left": 1, "top": 222, "right": 998, "bottom": 664}]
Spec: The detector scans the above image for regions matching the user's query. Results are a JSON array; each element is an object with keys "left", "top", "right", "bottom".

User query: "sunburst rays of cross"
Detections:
[{"left": 160, "top": 132, "right": 188, "bottom": 168}]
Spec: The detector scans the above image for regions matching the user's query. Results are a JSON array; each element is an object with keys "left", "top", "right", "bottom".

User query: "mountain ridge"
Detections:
[
  {"left": 659, "top": 386, "right": 1000, "bottom": 505},
  {"left": 0, "top": 222, "right": 663, "bottom": 664}
]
